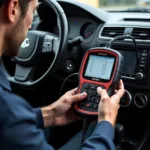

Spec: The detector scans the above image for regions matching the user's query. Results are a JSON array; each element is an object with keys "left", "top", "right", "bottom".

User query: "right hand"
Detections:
[{"left": 97, "top": 80, "right": 125, "bottom": 127}]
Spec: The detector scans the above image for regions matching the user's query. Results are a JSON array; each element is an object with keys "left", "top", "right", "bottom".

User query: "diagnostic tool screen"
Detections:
[{"left": 84, "top": 55, "right": 115, "bottom": 80}]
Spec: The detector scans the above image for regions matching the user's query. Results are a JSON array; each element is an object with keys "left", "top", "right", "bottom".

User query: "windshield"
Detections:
[{"left": 76, "top": 0, "right": 150, "bottom": 11}]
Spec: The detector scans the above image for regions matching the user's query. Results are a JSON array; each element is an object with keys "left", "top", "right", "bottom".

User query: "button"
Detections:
[
  {"left": 96, "top": 93, "right": 100, "bottom": 97},
  {"left": 140, "top": 60, "right": 146, "bottom": 64},
  {"left": 139, "top": 64, "right": 145, "bottom": 68},
  {"left": 85, "top": 103, "right": 92, "bottom": 108},
  {"left": 90, "top": 85, "right": 96, "bottom": 90},
  {"left": 93, "top": 104, "right": 98, "bottom": 109},
  {"left": 47, "top": 43, "right": 51, "bottom": 47},
  {"left": 46, "top": 47, "right": 50, "bottom": 52},
  {"left": 141, "top": 53, "right": 147, "bottom": 57},
  {"left": 84, "top": 90, "right": 88, "bottom": 93},
  {"left": 87, "top": 91, "right": 92, "bottom": 96},
  {"left": 87, "top": 97, "right": 91, "bottom": 102},
  {"left": 79, "top": 102, "right": 84, "bottom": 106},
  {"left": 65, "top": 60, "right": 75, "bottom": 72},
  {"left": 92, "top": 91, "right": 97, "bottom": 96},
  {"left": 42, "top": 43, "right": 52, "bottom": 52},
  {"left": 95, "top": 98, "right": 100, "bottom": 104},
  {"left": 84, "top": 84, "right": 89, "bottom": 89},
  {"left": 44, "top": 35, "right": 54, "bottom": 42},
  {"left": 136, "top": 72, "right": 144, "bottom": 80},
  {"left": 90, "top": 97, "right": 95, "bottom": 102},
  {"left": 82, "top": 89, "right": 88, "bottom": 93},
  {"left": 142, "top": 50, "right": 147, "bottom": 52},
  {"left": 140, "top": 57, "right": 146, "bottom": 61},
  {"left": 129, "top": 74, "right": 133, "bottom": 77},
  {"left": 44, "top": 39, "right": 52, "bottom": 42},
  {"left": 140, "top": 69, "right": 144, "bottom": 72}
]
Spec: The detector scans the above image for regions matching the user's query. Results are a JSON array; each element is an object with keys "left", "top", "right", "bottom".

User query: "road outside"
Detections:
[
  {"left": 100, "top": 4, "right": 136, "bottom": 11},
  {"left": 77, "top": 0, "right": 150, "bottom": 11}
]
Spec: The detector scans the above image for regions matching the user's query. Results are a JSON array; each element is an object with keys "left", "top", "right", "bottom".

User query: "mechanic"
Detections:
[{"left": 0, "top": 0, "right": 125, "bottom": 150}]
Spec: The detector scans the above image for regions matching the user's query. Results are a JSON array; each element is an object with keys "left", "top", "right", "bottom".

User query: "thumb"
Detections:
[
  {"left": 68, "top": 92, "right": 87, "bottom": 104},
  {"left": 97, "top": 87, "right": 109, "bottom": 99}
]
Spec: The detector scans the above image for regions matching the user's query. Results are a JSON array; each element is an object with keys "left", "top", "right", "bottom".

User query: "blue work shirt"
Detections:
[{"left": 0, "top": 64, "right": 115, "bottom": 150}]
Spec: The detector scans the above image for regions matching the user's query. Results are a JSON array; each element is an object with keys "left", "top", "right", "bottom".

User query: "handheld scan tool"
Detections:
[{"left": 74, "top": 47, "right": 123, "bottom": 116}]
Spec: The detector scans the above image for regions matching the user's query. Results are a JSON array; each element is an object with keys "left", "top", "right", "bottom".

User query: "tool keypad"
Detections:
[{"left": 78, "top": 83, "right": 105, "bottom": 112}]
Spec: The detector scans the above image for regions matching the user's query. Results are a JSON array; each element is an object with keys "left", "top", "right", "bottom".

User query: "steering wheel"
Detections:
[{"left": 2, "top": 0, "right": 68, "bottom": 88}]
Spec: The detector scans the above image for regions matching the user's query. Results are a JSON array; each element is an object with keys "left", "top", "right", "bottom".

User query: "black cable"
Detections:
[
  {"left": 106, "top": 35, "right": 139, "bottom": 65},
  {"left": 58, "top": 73, "right": 79, "bottom": 97}
]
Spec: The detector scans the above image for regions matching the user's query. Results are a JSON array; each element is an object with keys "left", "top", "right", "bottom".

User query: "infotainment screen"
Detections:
[
  {"left": 84, "top": 55, "right": 115, "bottom": 81},
  {"left": 119, "top": 50, "right": 136, "bottom": 75}
]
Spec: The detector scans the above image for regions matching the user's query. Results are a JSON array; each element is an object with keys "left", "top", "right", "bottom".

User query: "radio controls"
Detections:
[
  {"left": 120, "top": 90, "right": 132, "bottom": 108},
  {"left": 136, "top": 73, "right": 144, "bottom": 80},
  {"left": 141, "top": 53, "right": 147, "bottom": 57},
  {"left": 139, "top": 51, "right": 147, "bottom": 70},
  {"left": 139, "top": 64, "right": 146, "bottom": 68},
  {"left": 141, "top": 50, "right": 148, "bottom": 53},
  {"left": 140, "top": 60, "right": 145, "bottom": 64},
  {"left": 134, "top": 93, "right": 148, "bottom": 108},
  {"left": 140, "top": 57, "right": 146, "bottom": 61}
]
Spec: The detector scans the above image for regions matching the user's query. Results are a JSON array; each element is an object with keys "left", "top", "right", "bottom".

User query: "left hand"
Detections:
[{"left": 41, "top": 88, "right": 87, "bottom": 127}]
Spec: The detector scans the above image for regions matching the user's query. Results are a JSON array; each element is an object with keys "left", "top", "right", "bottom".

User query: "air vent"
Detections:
[
  {"left": 132, "top": 28, "right": 150, "bottom": 40},
  {"left": 124, "top": 18, "right": 150, "bottom": 22},
  {"left": 101, "top": 27, "right": 125, "bottom": 38}
]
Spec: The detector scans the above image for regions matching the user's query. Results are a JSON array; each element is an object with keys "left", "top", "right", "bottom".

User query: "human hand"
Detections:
[
  {"left": 97, "top": 80, "right": 125, "bottom": 127},
  {"left": 41, "top": 88, "right": 87, "bottom": 127}
]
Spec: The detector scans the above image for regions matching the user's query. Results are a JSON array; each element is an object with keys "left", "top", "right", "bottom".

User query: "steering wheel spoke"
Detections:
[{"left": 14, "top": 64, "right": 35, "bottom": 82}]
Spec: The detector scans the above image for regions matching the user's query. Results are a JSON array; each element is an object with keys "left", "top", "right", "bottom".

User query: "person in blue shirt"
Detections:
[{"left": 0, "top": 0, "right": 125, "bottom": 150}]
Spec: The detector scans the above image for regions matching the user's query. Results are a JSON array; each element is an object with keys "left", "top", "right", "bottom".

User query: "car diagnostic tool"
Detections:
[{"left": 74, "top": 47, "right": 123, "bottom": 116}]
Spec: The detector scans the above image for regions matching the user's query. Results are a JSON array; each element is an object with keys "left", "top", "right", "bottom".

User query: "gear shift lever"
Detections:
[{"left": 114, "top": 124, "right": 125, "bottom": 150}]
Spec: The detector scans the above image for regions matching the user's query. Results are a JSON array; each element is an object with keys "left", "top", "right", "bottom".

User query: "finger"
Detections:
[
  {"left": 66, "top": 88, "right": 78, "bottom": 95},
  {"left": 70, "top": 88, "right": 78, "bottom": 95},
  {"left": 116, "top": 80, "right": 125, "bottom": 98},
  {"left": 68, "top": 92, "right": 87, "bottom": 104},
  {"left": 118, "top": 80, "right": 124, "bottom": 90},
  {"left": 97, "top": 87, "right": 109, "bottom": 100},
  {"left": 114, "top": 90, "right": 118, "bottom": 94},
  {"left": 111, "top": 88, "right": 125, "bottom": 104},
  {"left": 110, "top": 80, "right": 125, "bottom": 101}
]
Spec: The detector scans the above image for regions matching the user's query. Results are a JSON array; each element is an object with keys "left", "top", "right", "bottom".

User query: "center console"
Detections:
[
  {"left": 95, "top": 24, "right": 150, "bottom": 150},
  {"left": 97, "top": 41, "right": 150, "bottom": 86},
  {"left": 119, "top": 49, "right": 149, "bottom": 83}
]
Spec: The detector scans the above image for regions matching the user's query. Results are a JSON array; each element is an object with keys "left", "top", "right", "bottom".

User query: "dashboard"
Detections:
[{"left": 33, "top": 0, "right": 150, "bottom": 149}]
